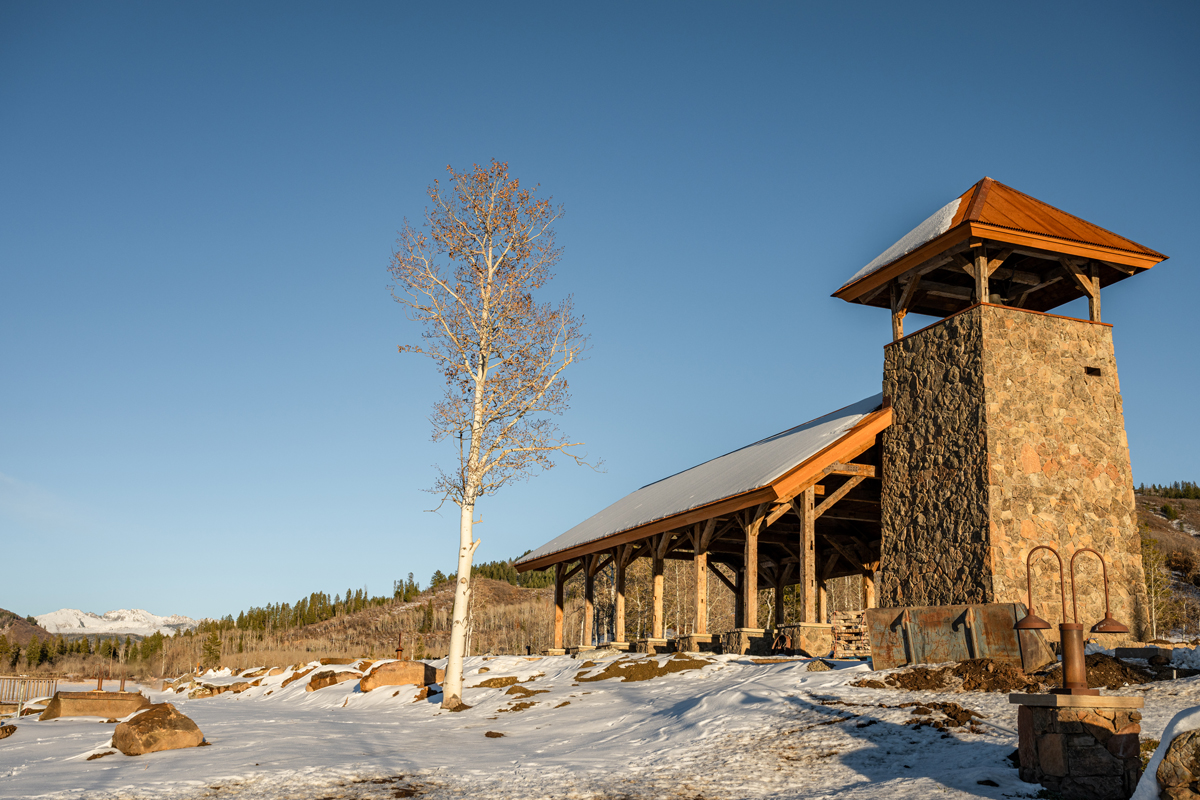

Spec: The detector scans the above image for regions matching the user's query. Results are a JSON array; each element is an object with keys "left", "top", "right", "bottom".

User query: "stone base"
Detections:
[
  {"left": 1011, "top": 693, "right": 1143, "bottom": 800},
  {"left": 542, "top": 648, "right": 567, "bottom": 656},
  {"left": 600, "top": 641, "right": 632, "bottom": 651},
  {"left": 633, "top": 638, "right": 670, "bottom": 655},
  {"left": 773, "top": 624, "right": 834, "bottom": 658},
  {"left": 721, "top": 629, "right": 768, "bottom": 656},
  {"left": 567, "top": 646, "right": 598, "bottom": 657},
  {"left": 678, "top": 634, "right": 718, "bottom": 654}
]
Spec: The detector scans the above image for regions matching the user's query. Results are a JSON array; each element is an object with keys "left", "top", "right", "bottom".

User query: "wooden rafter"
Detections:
[{"left": 707, "top": 561, "right": 737, "bottom": 593}]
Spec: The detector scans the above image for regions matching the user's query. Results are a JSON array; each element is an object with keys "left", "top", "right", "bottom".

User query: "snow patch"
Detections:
[
  {"left": 840, "top": 196, "right": 962, "bottom": 289},
  {"left": 36, "top": 608, "right": 199, "bottom": 637}
]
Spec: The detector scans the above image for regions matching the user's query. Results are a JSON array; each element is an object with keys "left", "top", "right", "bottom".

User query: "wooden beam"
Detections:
[
  {"left": 821, "top": 551, "right": 841, "bottom": 580},
  {"left": 1061, "top": 257, "right": 1101, "bottom": 322},
  {"left": 771, "top": 407, "right": 891, "bottom": 504},
  {"left": 517, "top": 485, "right": 776, "bottom": 571},
  {"left": 694, "top": 533, "right": 708, "bottom": 636},
  {"left": 697, "top": 518, "right": 718, "bottom": 552},
  {"left": 591, "top": 553, "right": 613, "bottom": 576},
  {"left": 708, "top": 560, "right": 737, "bottom": 594},
  {"left": 825, "top": 462, "right": 876, "bottom": 478},
  {"left": 553, "top": 562, "right": 565, "bottom": 650},
  {"left": 562, "top": 560, "right": 585, "bottom": 583},
  {"left": 813, "top": 475, "right": 866, "bottom": 520},
  {"left": 797, "top": 486, "right": 816, "bottom": 623},
  {"left": 984, "top": 248, "right": 1014, "bottom": 278},
  {"left": 975, "top": 249, "right": 989, "bottom": 303},
  {"left": 583, "top": 554, "right": 595, "bottom": 647},
  {"left": 863, "top": 571, "right": 876, "bottom": 609},
  {"left": 740, "top": 505, "right": 766, "bottom": 630},
  {"left": 652, "top": 541, "right": 665, "bottom": 639},
  {"left": 614, "top": 546, "right": 627, "bottom": 643},
  {"left": 823, "top": 535, "right": 868, "bottom": 571}
]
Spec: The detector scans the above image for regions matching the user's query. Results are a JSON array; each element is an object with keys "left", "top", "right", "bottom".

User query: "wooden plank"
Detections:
[
  {"left": 1090, "top": 261, "right": 1102, "bottom": 322},
  {"left": 813, "top": 475, "right": 865, "bottom": 520},
  {"left": 823, "top": 535, "right": 866, "bottom": 571},
  {"left": 963, "top": 177, "right": 991, "bottom": 221},
  {"left": 966, "top": 222, "right": 1163, "bottom": 270},
  {"left": 697, "top": 518, "right": 718, "bottom": 552},
  {"left": 985, "top": 248, "right": 1015, "bottom": 277},
  {"left": 562, "top": 560, "right": 585, "bottom": 583}
]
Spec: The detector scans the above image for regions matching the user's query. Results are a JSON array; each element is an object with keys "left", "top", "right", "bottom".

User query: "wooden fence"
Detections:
[{"left": 0, "top": 676, "right": 58, "bottom": 704}]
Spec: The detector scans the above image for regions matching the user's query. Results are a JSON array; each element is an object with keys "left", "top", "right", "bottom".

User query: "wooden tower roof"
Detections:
[{"left": 833, "top": 178, "right": 1167, "bottom": 318}]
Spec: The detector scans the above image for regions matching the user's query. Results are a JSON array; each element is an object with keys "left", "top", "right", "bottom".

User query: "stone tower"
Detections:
[{"left": 833, "top": 178, "right": 1167, "bottom": 639}]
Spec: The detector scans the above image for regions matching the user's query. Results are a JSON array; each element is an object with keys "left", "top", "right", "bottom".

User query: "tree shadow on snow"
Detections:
[{"left": 771, "top": 695, "right": 1023, "bottom": 796}]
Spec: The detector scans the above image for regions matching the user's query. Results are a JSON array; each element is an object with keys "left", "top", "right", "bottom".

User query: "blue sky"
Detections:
[{"left": 2, "top": 2, "right": 1196, "bottom": 620}]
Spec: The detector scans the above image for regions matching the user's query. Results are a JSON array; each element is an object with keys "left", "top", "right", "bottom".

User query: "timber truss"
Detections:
[{"left": 519, "top": 406, "right": 891, "bottom": 650}]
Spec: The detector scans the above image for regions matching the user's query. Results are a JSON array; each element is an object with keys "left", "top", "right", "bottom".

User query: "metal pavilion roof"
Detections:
[{"left": 515, "top": 393, "right": 884, "bottom": 567}]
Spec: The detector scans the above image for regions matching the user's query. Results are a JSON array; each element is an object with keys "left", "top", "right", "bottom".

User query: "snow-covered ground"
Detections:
[
  {"left": 36, "top": 608, "right": 199, "bottom": 637},
  {"left": 3, "top": 653, "right": 1197, "bottom": 799}
]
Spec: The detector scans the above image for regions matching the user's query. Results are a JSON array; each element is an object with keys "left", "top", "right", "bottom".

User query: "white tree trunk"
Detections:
[{"left": 442, "top": 501, "right": 478, "bottom": 708}]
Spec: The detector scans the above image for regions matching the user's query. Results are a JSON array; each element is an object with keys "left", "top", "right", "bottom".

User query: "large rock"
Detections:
[
  {"left": 305, "top": 670, "right": 361, "bottom": 692},
  {"left": 0, "top": 725, "right": 15, "bottom": 740},
  {"left": 359, "top": 660, "right": 444, "bottom": 693},
  {"left": 112, "top": 703, "right": 204, "bottom": 756},
  {"left": 1158, "top": 729, "right": 1200, "bottom": 798}
]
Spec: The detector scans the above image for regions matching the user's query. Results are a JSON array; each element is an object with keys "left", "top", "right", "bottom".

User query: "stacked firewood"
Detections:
[{"left": 830, "top": 611, "right": 871, "bottom": 659}]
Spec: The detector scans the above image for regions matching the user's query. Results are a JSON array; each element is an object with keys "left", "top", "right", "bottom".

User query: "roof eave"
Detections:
[
  {"left": 833, "top": 222, "right": 1167, "bottom": 304},
  {"left": 515, "top": 406, "right": 893, "bottom": 573}
]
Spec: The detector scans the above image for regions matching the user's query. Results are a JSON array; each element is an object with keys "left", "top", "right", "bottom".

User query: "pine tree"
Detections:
[
  {"left": 0, "top": 634, "right": 9, "bottom": 657},
  {"left": 26, "top": 635, "right": 41, "bottom": 667},
  {"left": 202, "top": 630, "right": 221, "bottom": 667}
]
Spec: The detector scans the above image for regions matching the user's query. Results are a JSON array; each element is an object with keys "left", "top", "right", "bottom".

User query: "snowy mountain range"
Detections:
[{"left": 36, "top": 608, "right": 199, "bottom": 637}]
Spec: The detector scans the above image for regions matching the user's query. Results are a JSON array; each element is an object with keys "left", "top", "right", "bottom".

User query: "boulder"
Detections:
[
  {"left": 0, "top": 725, "right": 15, "bottom": 740},
  {"left": 112, "top": 703, "right": 204, "bottom": 756},
  {"left": 1159, "top": 729, "right": 1200, "bottom": 797},
  {"left": 305, "top": 670, "right": 361, "bottom": 692},
  {"left": 359, "top": 660, "right": 445, "bottom": 693}
]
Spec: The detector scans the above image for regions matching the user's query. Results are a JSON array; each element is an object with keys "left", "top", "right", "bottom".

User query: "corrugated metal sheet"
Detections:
[
  {"left": 516, "top": 393, "right": 883, "bottom": 566},
  {"left": 838, "top": 197, "right": 961, "bottom": 291}
]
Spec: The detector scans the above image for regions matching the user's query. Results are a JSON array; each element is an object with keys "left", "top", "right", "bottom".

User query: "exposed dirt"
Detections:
[
  {"left": 484, "top": 731, "right": 505, "bottom": 738},
  {"left": 554, "top": 701, "right": 570, "bottom": 708},
  {"left": 86, "top": 750, "right": 115, "bottom": 760},
  {"left": 576, "top": 655, "right": 710, "bottom": 683},
  {"left": 1040, "top": 653, "right": 1154, "bottom": 690},
  {"left": 853, "top": 654, "right": 1157, "bottom": 694},
  {"left": 504, "top": 684, "right": 547, "bottom": 698},
  {"left": 474, "top": 676, "right": 520, "bottom": 689},
  {"left": 497, "top": 701, "right": 536, "bottom": 713}
]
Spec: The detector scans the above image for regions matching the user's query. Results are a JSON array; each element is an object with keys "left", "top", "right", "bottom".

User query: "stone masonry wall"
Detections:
[
  {"left": 879, "top": 306, "right": 993, "bottom": 606},
  {"left": 982, "top": 305, "right": 1147, "bottom": 641},
  {"left": 879, "top": 305, "right": 1148, "bottom": 641}
]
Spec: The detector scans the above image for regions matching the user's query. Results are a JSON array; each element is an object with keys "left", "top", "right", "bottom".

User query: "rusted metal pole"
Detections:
[{"left": 396, "top": 631, "right": 404, "bottom": 661}]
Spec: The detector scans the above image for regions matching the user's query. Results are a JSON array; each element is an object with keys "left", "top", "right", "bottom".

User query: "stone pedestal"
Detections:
[
  {"left": 602, "top": 641, "right": 632, "bottom": 652},
  {"left": 678, "top": 634, "right": 717, "bottom": 653},
  {"left": 567, "top": 646, "right": 598, "bottom": 657},
  {"left": 774, "top": 623, "right": 834, "bottom": 657},
  {"left": 542, "top": 648, "right": 567, "bottom": 656},
  {"left": 721, "top": 629, "right": 768, "bottom": 656},
  {"left": 1010, "top": 693, "right": 1143, "bottom": 800},
  {"left": 633, "top": 638, "right": 670, "bottom": 655}
]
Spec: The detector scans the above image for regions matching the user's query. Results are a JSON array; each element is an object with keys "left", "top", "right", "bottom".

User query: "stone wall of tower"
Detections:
[
  {"left": 879, "top": 306, "right": 993, "bottom": 607},
  {"left": 879, "top": 304, "right": 1148, "bottom": 640}
]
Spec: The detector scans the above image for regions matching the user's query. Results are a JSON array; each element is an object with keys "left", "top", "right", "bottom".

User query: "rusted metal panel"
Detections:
[{"left": 865, "top": 603, "right": 1054, "bottom": 671}]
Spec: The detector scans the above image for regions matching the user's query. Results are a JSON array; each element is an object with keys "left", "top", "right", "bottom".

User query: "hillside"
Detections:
[{"left": 0, "top": 608, "right": 52, "bottom": 646}]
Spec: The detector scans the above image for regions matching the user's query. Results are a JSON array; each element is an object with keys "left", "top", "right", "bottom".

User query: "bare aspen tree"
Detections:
[{"left": 389, "top": 161, "right": 592, "bottom": 708}]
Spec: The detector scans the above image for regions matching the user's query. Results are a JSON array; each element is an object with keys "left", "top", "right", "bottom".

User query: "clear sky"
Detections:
[{"left": 2, "top": 2, "right": 1197, "bottom": 621}]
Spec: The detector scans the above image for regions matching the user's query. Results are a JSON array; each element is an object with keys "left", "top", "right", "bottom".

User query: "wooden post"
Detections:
[
  {"left": 862, "top": 571, "right": 876, "bottom": 609},
  {"left": 798, "top": 486, "right": 816, "bottom": 623},
  {"left": 975, "top": 248, "right": 989, "bottom": 304},
  {"left": 818, "top": 580, "right": 827, "bottom": 624},
  {"left": 1089, "top": 262, "right": 1102, "bottom": 322},
  {"left": 773, "top": 570, "right": 785, "bottom": 629},
  {"left": 583, "top": 554, "right": 595, "bottom": 648},
  {"left": 734, "top": 567, "right": 745, "bottom": 629},
  {"left": 693, "top": 538, "right": 707, "bottom": 635},
  {"left": 652, "top": 538, "right": 665, "bottom": 639},
  {"left": 743, "top": 515, "right": 759, "bottom": 630},
  {"left": 553, "top": 562, "right": 565, "bottom": 650},
  {"left": 614, "top": 547, "right": 627, "bottom": 643}
]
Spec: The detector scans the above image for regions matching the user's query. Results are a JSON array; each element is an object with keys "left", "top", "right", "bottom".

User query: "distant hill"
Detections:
[
  {"left": 36, "top": 608, "right": 199, "bottom": 638},
  {"left": 0, "top": 608, "right": 52, "bottom": 646}
]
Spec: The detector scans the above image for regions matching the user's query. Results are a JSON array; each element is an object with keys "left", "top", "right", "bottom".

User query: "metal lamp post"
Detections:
[{"left": 1014, "top": 545, "right": 1128, "bottom": 696}]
